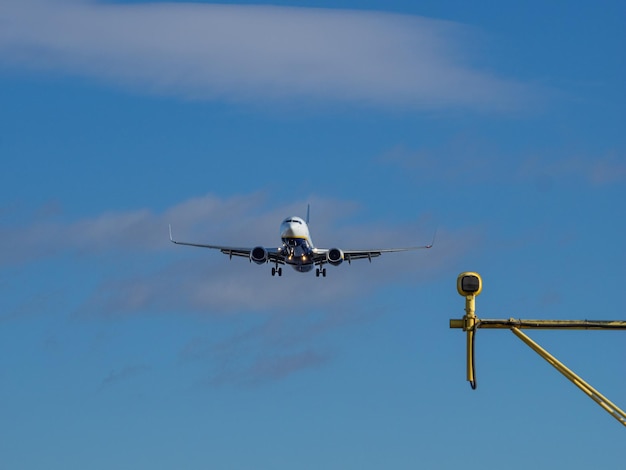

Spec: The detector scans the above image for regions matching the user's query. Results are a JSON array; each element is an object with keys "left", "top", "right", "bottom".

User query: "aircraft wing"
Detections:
[
  {"left": 343, "top": 245, "right": 432, "bottom": 261},
  {"left": 169, "top": 225, "right": 284, "bottom": 264},
  {"left": 312, "top": 243, "right": 433, "bottom": 264}
]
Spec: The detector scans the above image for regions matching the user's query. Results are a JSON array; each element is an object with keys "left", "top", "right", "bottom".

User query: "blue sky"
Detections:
[{"left": 1, "top": 0, "right": 624, "bottom": 468}]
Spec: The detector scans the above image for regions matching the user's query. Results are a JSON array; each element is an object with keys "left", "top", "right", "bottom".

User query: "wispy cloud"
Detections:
[
  {"left": 0, "top": 192, "right": 264, "bottom": 265},
  {"left": 518, "top": 151, "right": 626, "bottom": 186},
  {"left": 1, "top": 192, "right": 467, "bottom": 316},
  {"left": 381, "top": 140, "right": 626, "bottom": 186},
  {"left": 0, "top": 289, "right": 65, "bottom": 324},
  {"left": 0, "top": 0, "right": 533, "bottom": 110},
  {"left": 181, "top": 306, "right": 382, "bottom": 387},
  {"left": 98, "top": 364, "right": 151, "bottom": 391},
  {"left": 241, "top": 350, "right": 330, "bottom": 385}
]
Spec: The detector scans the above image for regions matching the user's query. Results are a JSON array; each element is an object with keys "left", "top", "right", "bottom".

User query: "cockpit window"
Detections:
[{"left": 285, "top": 218, "right": 302, "bottom": 224}]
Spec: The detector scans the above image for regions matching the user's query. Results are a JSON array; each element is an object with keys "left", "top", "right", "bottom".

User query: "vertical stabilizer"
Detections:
[{"left": 306, "top": 204, "right": 310, "bottom": 224}]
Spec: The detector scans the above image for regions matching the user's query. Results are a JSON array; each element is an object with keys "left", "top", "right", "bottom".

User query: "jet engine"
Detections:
[
  {"left": 327, "top": 248, "right": 344, "bottom": 266},
  {"left": 250, "top": 246, "right": 269, "bottom": 264}
]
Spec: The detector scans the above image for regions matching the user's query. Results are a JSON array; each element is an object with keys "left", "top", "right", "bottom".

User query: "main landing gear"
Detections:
[
  {"left": 316, "top": 267, "right": 327, "bottom": 277},
  {"left": 271, "top": 266, "right": 283, "bottom": 277}
]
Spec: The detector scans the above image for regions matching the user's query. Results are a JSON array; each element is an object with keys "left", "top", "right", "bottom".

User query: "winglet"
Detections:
[
  {"left": 426, "top": 227, "right": 438, "bottom": 248},
  {"left": 169, "top": 224, "right": 175, "bottom": 243}
]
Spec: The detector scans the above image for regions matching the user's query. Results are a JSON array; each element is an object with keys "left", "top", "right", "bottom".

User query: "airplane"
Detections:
[{"left": 169, "top": 206, "right": 433, "bottom": 277}]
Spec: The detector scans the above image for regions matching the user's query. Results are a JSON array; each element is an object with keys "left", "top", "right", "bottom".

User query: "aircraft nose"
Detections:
[{"left": 281, "top": 224, "right": 296, "bottom": 238}]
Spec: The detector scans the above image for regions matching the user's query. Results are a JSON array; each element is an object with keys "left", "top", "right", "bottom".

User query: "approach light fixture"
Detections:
[{"left": 457, "top": 272, "right": 482, "bottom": 297}]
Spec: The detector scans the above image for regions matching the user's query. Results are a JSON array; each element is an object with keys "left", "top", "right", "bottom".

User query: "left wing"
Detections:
[
  {"left": 343, "top": 244, "right": 433, "bottom": 262},
  {"left": 311, "top": 243, "right": 433, "bottom": 265}
]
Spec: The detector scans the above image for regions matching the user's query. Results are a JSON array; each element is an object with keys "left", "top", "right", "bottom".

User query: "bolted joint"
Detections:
[{"left": 463, "top": 313, "right": 476, "bottom": 332}]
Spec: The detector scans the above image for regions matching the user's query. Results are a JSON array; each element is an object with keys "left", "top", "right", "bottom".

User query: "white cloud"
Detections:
[
  {"left": 1, "top": 192, "right": 469, "bottom": 315},
  {"left": 0, "top": 0, "right": 533, "bottom": 110},
  {"left": 381, "top": 140, "right": 626, "bottom": 186},
  {"left": 518, "top": 151, "right": 626, "bottom": 186},
  {"left": 0, "top": 193, "right": 263, "bottom": 264}
]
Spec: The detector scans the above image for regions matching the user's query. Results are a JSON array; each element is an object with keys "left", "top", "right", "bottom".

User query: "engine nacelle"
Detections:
[
  {"left": 250, "top": 246, "right": 269, "bottom": 265},
  {"left": 327, "top": 248, "right": 344, "bottom": 266}
]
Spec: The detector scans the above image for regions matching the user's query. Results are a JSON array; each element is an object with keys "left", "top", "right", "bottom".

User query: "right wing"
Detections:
[{"left": 169, "top": 225, "right": 284, "bottom": 263}]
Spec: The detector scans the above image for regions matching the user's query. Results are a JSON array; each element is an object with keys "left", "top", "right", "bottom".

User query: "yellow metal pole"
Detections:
[
  {"left": 474, "top": 319, "right": 626, "bottom": 330},
  {"left": 465, "top": 294, "right": 477, "bottom": 388},
  {"left": 510, "top": 327, "right": 626, "bottom": 427},
  {"left": 456, "top": 272, "right": 482, "bottom": 389}
]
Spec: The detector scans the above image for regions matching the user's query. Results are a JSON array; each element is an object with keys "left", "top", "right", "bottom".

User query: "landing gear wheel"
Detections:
[{"left": 272, "top": 267, "right": 276, "bottom": 276}]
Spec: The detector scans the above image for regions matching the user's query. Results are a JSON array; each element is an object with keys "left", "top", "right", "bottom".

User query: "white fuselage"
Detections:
[{"left": 279, "top": 217, "right": 316, "bottom": 272}]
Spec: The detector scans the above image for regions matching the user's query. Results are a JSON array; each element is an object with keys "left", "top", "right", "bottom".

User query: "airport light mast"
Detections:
[{"left": 449, "top": 272, "right": 626, "bottom": 426}]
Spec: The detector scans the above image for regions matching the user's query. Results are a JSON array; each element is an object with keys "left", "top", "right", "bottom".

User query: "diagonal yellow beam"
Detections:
[{"left": 511, "top": 327, "right": 626, "bottom": 427}]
